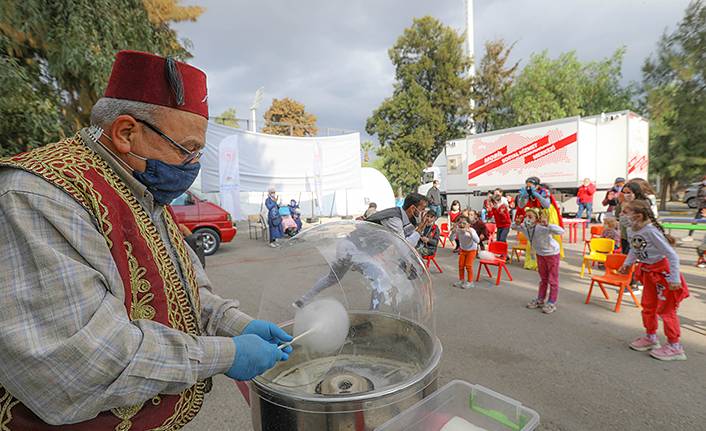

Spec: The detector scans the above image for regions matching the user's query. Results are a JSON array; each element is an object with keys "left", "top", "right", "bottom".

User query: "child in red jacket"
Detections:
[{"left": 490, "top": 195, "right": 511, "bottom": 242}]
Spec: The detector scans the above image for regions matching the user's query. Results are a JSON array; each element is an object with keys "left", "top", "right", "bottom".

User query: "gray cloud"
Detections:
[{"left": 175, "top": 0, "right": 690, "bottom": 137}]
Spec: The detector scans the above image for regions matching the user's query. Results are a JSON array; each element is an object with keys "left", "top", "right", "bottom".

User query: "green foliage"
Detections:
[
  {"left": 471, "top": 39, "right": 518, "bottom": 133},
  {"left": 214, "top": 107, "right": 240, "bottom": 128},
  {"left": 367, "top": 16, "right": 472, "bottom": 192},
  {"left": 508, "top": 49, "right": 634, "bottom": 126},
  {"left": 0, "top": 0, "right": 201, "bottom": 157},
  {"left": 641, "top": 0, "right": 706, "bottom": 207},
  {"left": 262, "top": 97, "right": 318, "bottom": 136}
]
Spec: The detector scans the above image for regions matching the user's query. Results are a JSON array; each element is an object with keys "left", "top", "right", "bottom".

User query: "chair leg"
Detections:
[
  {"left": 483, "top": 264, "right": 492, "bottom": 277},
  {"left": 440, "top": 237, "right": 447, "bottom": 248},
  {"left": 424, "top": 258, "right": 431, "bottom": 269},
  {"left": 586, "top": 280, "right": 594, "bottom": 304},
  {"left": 502, "top": 264, "right": 513, "bottom": 281},
  {"left": 614, "top": 285, "right": 625, "bottom": 313},
  {"left": 495, "top": 267, "right": 502, "bottom": 285},
  {"left": 597, "top": 281, "right": 610, "bottom": 300},
  {"left": 475, "top": 263, "right": 482, "bottom": 281},
  {"left": 626, "top": 285, "right": 641, "bottom": 309},
  {"left": 432, "top": 258, "right": 443, "bottom": 273},
  {"left": 580, "top": 261, "right": 586, "bottom": 278}
]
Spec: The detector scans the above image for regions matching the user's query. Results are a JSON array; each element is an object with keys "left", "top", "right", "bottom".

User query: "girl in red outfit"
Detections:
[
  {"left": 490, "top": 195, "right": 511, "bottom": 242},
  {"left": 620, "top": 200, "right": 689, "bottom": 361}
]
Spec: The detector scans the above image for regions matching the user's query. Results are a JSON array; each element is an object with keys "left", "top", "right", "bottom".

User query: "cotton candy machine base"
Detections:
[{"left": 250, "top": 311, "right": 442, "bottom": 431}]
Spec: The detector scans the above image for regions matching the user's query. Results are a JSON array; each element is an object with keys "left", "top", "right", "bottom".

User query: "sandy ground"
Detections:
[{"left": 184, "top": 224, "right": 706, "bottom": 431}]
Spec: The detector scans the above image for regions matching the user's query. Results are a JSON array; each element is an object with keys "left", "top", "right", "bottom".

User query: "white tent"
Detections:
[{"left": 199, "top": 122, "right": 392, "bottom": 220}]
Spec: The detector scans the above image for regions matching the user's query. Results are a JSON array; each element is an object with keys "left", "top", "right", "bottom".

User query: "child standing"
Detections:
[
  {"left": 600, "top": 217, "right": 622, "bottom": 251},
  {"left": 620, "top": 200, "right": 689, "bottom": 361},
  {"left": 453, "top": 216, "right": 480, "bottom": 289},
  {"left": 490, "top": 195, "right": 512, "bottom": 242},
  {"left": 512, "top": 208, "right": 564, "bottom": 314}
]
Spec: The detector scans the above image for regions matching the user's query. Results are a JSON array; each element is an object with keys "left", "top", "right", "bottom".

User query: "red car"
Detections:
[{"left": 171, "top": 191, "right": 236, "bottom": 255}]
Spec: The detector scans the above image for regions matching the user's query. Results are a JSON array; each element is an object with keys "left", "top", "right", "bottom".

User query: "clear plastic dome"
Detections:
[{"left": 256, "top": 220, "right": 435, "bottom": 389}]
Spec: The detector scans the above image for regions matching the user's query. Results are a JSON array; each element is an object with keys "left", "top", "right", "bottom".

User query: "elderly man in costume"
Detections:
[{"left": 0, "top": 51, "right": 292, "bottom": 430}]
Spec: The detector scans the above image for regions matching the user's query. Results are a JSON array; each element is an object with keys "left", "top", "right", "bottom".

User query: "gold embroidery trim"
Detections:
[
  {"left": 111, "top": 402, "right": 144, "bottom": 431},
  {"left": 0, "top": 388, "right": 21, "bottom": 431},
  {"left": 124, "top": 241, "right": 156, "bottom": 320}
]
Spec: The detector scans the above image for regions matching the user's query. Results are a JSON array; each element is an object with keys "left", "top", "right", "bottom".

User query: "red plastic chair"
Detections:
[
  {"left": 583, "top": 225, "right": 605, "bottom": 254},
  {"left": 476, "top": 241, "right": 513, "bottom": 285},
  {"left": 439, "top": 222, "right": 450, "bottom": 248},
  {"left": 485, "top": 222, "right": 497, "bottom": 242},
  {"left": 586, "top": 253, "right": 639, "bottom": 312},
  {"left": 422, "top": 248, "right": 443, "bottom": 273}
]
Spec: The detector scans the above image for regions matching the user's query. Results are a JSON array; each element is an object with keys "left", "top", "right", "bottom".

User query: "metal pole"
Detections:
[
  {"left": 465, "top": 0, "right": 476, "bottom": 135},
  {"left": 250, "top": 109, "right": 257, "bottom": 132}
]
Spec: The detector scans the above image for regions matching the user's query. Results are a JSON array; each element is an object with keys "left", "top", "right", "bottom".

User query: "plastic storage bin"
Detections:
[{"left": 375, "top": 380, "right": 539, "bottom": 431}]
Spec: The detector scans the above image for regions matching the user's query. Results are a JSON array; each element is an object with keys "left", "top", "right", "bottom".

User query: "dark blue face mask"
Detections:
[{"left": 133, "top": 159, "right": 200, "bottom": 205}]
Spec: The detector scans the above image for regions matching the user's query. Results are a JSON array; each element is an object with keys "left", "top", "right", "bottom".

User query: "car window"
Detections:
[{"left": 171, "top": 193, "right": 189, "bottom": 206}]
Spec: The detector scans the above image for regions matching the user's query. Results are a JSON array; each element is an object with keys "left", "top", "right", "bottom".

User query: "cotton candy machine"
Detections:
[{"left": 251, "top": 221, "right": 442, "bottom": 431}]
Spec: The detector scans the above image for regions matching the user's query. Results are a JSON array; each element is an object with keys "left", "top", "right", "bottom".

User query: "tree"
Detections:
[
  {"left": 214, "top": 107, "right": 240, "bottom": 128},
  {"left": 366, "top": 16, "right": 472, "bottom": 192},
  {"left": 507, "top": 49, "right": 634, "bottom": 126},
  {"left": 0, "top": 0, "right": 203, "bottom": 157},
  {"left": 642, "top": 0, "right": 706, "bottom": 209},
  {"left": 262, "top": 97, "right": 318, "bottom": 136},
  {"left": 471, "top": 39, "right": 518, "bottom": 133},
  {"left": 361, "top": 140, "right": 374, "bottom": 163}
]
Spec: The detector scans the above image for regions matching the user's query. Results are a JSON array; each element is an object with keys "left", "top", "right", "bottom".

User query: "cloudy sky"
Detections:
[{"left": 174, "top": 0, "right": 691, "bottom": 136}]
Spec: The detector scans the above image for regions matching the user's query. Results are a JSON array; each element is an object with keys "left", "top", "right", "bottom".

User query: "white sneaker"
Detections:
[
  {"left": 462, "top": 281, "right": 475, "bottom": 289},
  {"left": 269, "top": 242, "right": 278, "bottom": 248},
  {"left": 682, "top": 236, "right": 694, "bottom": 242},
  {"left": 452, "top": 280, "right": 464, "bottom": 288}
]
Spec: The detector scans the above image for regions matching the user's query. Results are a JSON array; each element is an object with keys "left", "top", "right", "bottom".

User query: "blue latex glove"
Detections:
[
  {"left": 226, "top": 334, "right": 288, "bottom": 381},
  {"left": 242, "top": 320, "right": 294, "bottom": 354}
]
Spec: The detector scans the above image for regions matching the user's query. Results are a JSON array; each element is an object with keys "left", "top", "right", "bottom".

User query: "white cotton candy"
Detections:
[
  {"left": 440, "top": 416, "right": 487, "bottom": 431},
  {"left": 293, "top": 298, "right": 349, "bottom": 354}
]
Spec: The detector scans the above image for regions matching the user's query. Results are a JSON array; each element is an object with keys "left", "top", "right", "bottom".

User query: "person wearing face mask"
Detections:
[
  {"left": 512, "top": 208, "right": 565, "bottom": 314},
  {"left": 516, "top": 176, "right": 564, "bottom": 269},
  {"left": 615, "top": 181, "right": 653, "bottom": 254},
  {"left": 364, "top": 192, "right": 429, "bottom": 246},
  {"left": 265, "top": 187, "right": 283, "bottom": 247},
  {"left": 0, "top": 51, "right": 292, "bottom": 429}
]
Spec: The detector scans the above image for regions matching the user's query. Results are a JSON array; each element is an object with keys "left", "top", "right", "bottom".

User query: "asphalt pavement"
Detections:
[{"left": 184, "top": 222, "right": 706, "bottom": 431}]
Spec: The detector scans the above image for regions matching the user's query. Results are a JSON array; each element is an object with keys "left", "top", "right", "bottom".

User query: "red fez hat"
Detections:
[{"left": 104, "top": 50, "right": 208, "bottom": 119}]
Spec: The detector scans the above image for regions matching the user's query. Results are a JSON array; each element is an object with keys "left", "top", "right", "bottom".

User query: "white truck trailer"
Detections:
[{"left": 418, "top": 111, "right": 649, "bottom": 221}]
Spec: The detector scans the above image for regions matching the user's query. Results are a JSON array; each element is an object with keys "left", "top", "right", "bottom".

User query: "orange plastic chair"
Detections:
[
  {"left": 586, "top": 254, "right": 640, "bottom": 312},
  {"left": 580, "top": 238, "right": 615, "bottom": 277},
  {"left": 510, "top": 231, "right": 528, "bottom": 262},
  {"left": 439, "top": 222, "right": 450, "bottom": 248},
  {"left": 476, "top": 241, "right": 513, "bottom": 285},
  {"left": 422, "top": 248, "right": 443, "bottom": 273},
  {"left": 583, "top": 225, "right": 605, "bottom": 254},
  {"left": 485, "top": 222, "right": 497, "bottom": 242}
]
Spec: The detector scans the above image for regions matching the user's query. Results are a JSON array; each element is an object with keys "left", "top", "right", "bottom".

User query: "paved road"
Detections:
[{"left": 185, "top": 226, "right": 706, "bottom": 431}]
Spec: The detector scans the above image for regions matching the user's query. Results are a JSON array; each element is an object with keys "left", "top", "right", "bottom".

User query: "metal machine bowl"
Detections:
[{"left": 250, "top": 311, "right": 442, "bottom": 431}]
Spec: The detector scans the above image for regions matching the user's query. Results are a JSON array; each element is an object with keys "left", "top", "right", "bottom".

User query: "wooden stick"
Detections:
[{"left": 278, "top": 327, "right": 316, "bottom": 350}]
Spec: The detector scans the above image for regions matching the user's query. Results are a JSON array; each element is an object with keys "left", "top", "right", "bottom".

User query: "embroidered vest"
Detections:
[{"left": 0, "top": 134, "right": 206, "bottom": 431}]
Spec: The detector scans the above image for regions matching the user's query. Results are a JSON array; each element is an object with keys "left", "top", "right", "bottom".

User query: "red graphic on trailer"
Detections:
[
  {"left": 467, "top": 132, "right": 577, "bottom": 181},
  {"left": 628, "top": 155, "right": 648, "bottom": 174}
]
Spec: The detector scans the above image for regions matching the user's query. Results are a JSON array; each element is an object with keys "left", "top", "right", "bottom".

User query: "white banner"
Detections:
[{"left": 202, "top": 122, "right": 361, "bottom": 194}]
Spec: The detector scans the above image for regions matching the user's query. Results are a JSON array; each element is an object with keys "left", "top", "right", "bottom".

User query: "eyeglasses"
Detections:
[{"left": 135, "top": 119, "right": 202, "bottom": 164}]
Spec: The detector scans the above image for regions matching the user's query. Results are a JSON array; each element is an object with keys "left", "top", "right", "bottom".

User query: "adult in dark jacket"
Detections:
[
  {"left": 265, "top": 187, "right": 282, "bottom": 247},
  {"left": 416, "top": 210, "right": 440, "bottom": 256}
]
